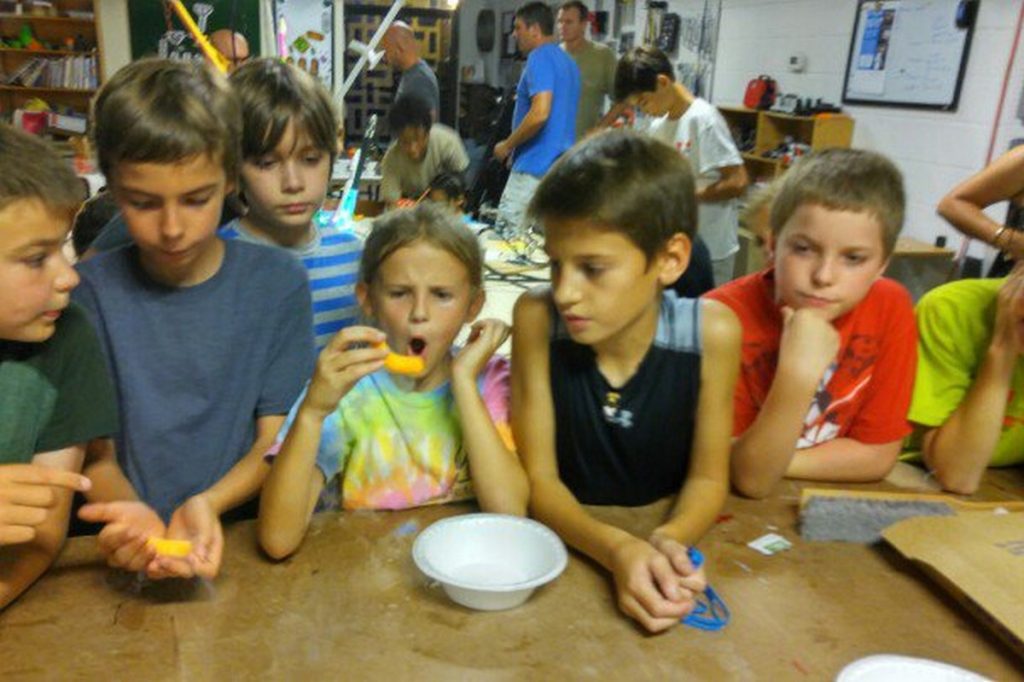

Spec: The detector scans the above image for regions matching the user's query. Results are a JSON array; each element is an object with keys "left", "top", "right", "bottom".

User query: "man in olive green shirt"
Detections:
[{"left": 558, "top": 1, "right": 621, "bottom": 136}]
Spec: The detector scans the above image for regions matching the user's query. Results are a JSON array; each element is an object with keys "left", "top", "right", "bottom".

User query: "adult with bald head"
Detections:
[
  {"left": 380, "top": 21, "right": 439, "bottom": 121},
  {"left": 209, "top": 29, "right": 250, "bottom": 73}
]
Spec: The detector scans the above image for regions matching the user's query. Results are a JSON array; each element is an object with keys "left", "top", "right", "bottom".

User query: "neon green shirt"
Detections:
[{"left": 908, "top": 277, "right": 1024, "bottom": 467}]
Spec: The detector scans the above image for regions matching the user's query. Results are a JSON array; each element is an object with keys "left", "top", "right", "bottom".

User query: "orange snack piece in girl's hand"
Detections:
[{"left": 375, "top": 342, "right": 425, "bottom": 376}]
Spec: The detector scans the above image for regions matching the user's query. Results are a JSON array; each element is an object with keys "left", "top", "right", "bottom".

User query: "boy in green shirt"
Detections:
[
  {"left": 909, "top": 267, "right": 1024, "bottom": 493},
  {"left": 0, "top": 125, "right": 118, "bottom": 609}
]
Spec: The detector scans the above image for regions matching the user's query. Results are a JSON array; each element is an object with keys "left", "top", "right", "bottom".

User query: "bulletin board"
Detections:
[
  {"left": 128, "top": 0, "right": 262, "bottom": 62},
  {"left": 273, "top": 0, "right": 334, "bottom": 88},
  {"left": 842, "top": 0, "right": 976, "bottom": 111}
]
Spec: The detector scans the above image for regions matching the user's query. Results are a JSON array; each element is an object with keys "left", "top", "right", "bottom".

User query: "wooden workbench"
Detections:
[{"left": 1, "top": 465, "right": 1021, "bottom": 680}]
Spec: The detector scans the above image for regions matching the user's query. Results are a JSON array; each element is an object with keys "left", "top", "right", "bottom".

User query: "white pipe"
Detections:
[{"left": 338, "top": 0, "right": 404, "bottom": 101}]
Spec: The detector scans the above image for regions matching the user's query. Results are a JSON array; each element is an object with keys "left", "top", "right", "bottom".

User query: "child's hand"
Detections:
[
  {"left": 0, "top": 464, "right": 91, "bottom": 545},
  {"left": 77, "top": 500, "right": 165, "bottom": 572},
  {"left": 609, "top": 536, "right": 698, "bottom": 633},
  {"left": 649, "top": 533, "right": 707, "bottom": 594},
  {"left": 147, "top": 493, "right": 223, "bottom": 580},
  {"left": 452, "top": 319, "right": 510, "bottom": 382},
  {"left": 303, "top": 326, "right": 388, "bottom": 418},
  {"left": 778, "top": 306, "right": 840, "bottom": 387},
  {"left": 992, "top": 264, "right": 1024, "bottom": 360}
]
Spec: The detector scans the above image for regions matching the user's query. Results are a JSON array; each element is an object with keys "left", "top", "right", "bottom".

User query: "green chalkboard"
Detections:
[{"left": 128, "top": 0, "right": 262, "bottom": 61}]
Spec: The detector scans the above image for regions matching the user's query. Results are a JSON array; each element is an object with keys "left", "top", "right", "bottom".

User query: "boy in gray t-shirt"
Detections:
[{"left": 73, "top": 59, "right": 314, "bottom": 582}]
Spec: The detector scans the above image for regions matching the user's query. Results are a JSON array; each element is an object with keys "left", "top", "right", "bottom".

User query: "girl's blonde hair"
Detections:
[{"left": 360, "top": 203, "right": 483, "bottom": 290}]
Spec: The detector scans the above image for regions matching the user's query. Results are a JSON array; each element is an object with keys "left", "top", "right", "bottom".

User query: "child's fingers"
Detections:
[
  {"left": 619, "top": 594, "right": 683, "bottom": 634},
  {"left": 78, "top": 501, "right": 132, "bottom": 524},
  {"left": 0, "top": 503, "right": 47, "bottom": 528},
  {"left": 0, "top": 524, "right": 36, "bottom": 545},
  {"left": 679, "top": 570, "right": 707, "bottom": 594},
  {"left": 146, "top": 556, "right": 194, "bottom": 580},
  {"left": 649, "top": 555, "right": 682, "bottom": 603},
  {"left": 96, "top": 522, "right": 133, "bottom": 554},
  {"left": 325, "top": 326, "right": 387, "bottom": 353},
  {"left": 108, "top": 533, "right": 150, "bottom": 570},
  {"left": 5, "top": 465, "right": 90, "bottom": 494},
  {"left": 651, "top": 536, "right": 693, "bottom": 576}
]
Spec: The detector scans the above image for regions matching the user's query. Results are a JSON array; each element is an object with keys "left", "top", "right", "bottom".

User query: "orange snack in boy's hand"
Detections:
[
  {"left": 147, "top": 537, "right": 193, "bottom": 558},
  {"left": 375, "top": 342, "right": 425, "bottom": 376}
]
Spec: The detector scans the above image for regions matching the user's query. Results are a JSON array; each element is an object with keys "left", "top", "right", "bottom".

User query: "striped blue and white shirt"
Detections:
[{"left": 222, "top": 219, "right": 363, "bottom": 351}]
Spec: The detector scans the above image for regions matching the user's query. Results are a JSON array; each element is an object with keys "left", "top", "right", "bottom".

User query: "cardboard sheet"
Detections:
[{"left": 883, "top": 512, "right": 1024, "bottom": 659}]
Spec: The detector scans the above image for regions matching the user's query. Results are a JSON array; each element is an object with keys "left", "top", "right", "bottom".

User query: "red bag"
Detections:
[{"left": 744, "top": 75, "right": 778, "bottom": 110}]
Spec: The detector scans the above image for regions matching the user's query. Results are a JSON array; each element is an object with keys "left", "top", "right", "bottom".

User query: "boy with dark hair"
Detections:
[
  {"left": 706, "top": 148, "right": 916, "bottom": 498},
  {"left": 615, "top": 46, "right": 748, "bottom": 285},
  {"left": 73, "top": 59, "right": 315, "bottom": 580},
  {"left": 381, "top": 94, "right": 469, "bottom": 207},
  {"left": 512, "top": 130, "right": 741, "bottom": 633},
  {"left": 0, "top": 124, "right": 117, "bottom": 608},
  {"left": 427, "top": 171, "right": 468, "bottom": 212},
  {"left": 494, "top": 1, "right": 579, "bottom": 236}
]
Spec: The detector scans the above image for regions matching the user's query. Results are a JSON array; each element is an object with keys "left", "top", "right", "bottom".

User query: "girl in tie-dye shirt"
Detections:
[{"left": 258, "top": 203, "right": 528, "bottom": 559}]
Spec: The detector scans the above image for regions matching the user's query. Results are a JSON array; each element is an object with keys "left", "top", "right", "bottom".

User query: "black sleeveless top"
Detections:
[{"left": 549, "top": 292, "right": 703, "bottom": 505}]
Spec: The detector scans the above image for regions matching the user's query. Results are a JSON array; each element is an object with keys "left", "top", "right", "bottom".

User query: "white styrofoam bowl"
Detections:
[
  {"left": 412, "top": 514, "right": 568, "bottom": 611},
  {"left": 837, "top": 655, "right": 990, "bottom": 682}
]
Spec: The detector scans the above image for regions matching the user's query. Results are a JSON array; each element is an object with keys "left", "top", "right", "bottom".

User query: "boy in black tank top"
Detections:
[{"left": 511, "top": 131, "right": 742, "bottom": 634}]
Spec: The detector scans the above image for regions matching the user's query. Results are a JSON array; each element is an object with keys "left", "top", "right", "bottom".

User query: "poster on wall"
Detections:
[
  {"left": 842, "top": 0, "right": 976, "bottom": 111},
  {"left": 128, "top": 0, "right": 261, "bottom": 63},
  {"left": 273, "top": 0, "right": 334, "bottom": 88}
]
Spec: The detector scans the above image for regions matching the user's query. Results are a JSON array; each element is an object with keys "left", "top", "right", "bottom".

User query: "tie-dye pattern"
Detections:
[{"left": 272, "top": 355, "right": 512, "bottom": 511}]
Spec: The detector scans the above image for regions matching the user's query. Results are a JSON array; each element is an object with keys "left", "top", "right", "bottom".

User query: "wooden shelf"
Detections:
[
  {"left": 0, "top": 13, "right": 94, "bottom": 24},
  {"left": 0, "top": 84, "right": 94, "bottom": 94},
  {"left": 721, "top": 107, "right": 855, "bottom": 181},
  {"left": 0, "top": 47, "right": 95, "bottom": 56},
  {"left": 741, "top": 152, "right": 778, "bottom": 164},
  {"left": 0, "top": 0, "right": 100, "bottom": 113}
]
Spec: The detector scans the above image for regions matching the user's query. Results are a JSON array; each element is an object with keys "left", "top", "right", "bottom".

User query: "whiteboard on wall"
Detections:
[{"left": 842, "top": 0, "right": 976, "bottom": 111}]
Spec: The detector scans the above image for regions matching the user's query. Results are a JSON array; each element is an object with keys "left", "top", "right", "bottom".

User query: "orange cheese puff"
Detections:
[
  {"left": 374, "top": 342, "right": 426, "bottom": 376},
  {"left": 147, "top": 538, "right": 193, "bottom": 558}
]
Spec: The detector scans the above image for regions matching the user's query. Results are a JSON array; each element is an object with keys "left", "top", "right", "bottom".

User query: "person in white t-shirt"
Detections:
[{"left": 615, "top": 46, "right": 748, "bottom": 285}]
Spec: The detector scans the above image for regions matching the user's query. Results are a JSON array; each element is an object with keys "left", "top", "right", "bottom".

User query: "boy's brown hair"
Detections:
[
  {"left": 230, "top": 58, "right": 339, "bottom": 164},
  {"left": 770, "top": 148, "right": 905, "bottom": 256},
  {"left": 0, "top": 124, "right": 84, "bottom": 216},
  {"left": 91, "top": 58, "right": 242, "bottom": 183},
  {"left": 528, "top": 129, "right": 696, "bottom": 263},
  {"left": 361, "top": 202, "right": 483, "bottom": 291}
]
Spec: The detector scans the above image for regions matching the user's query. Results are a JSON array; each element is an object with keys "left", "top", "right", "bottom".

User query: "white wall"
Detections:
[
  {"left": 713, "top": 0, "right": 1024, "bottom": 261},
  {"left": 458, "top": 0, "right": 502, "bottom": 86}
]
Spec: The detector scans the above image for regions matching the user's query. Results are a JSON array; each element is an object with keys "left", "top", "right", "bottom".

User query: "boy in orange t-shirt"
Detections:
[{"left": 705, "top": 149, "right": 916, "bottom": 498}]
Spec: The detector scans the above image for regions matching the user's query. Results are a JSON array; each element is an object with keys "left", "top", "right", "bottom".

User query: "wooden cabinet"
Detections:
[
  {"left": 0, "top": 0, "right": 102, "bottom": 116},
  {"left": 720, "top": 106, "right": 854, "bottom": 183}
]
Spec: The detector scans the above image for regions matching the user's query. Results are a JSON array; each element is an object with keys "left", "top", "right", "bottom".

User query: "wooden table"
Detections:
[{"left": 2, "top": 465, "right": 1022, "bottom": 680}]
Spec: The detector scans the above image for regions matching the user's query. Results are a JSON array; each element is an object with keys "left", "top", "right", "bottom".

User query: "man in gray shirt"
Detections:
[{"left": 381, "top": 21, "right": 440, "bottom": 121}]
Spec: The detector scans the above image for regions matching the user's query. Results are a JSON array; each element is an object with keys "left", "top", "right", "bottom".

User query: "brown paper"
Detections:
[{"left": 883, "top": 512, "right": 1024, "bottom": 659}]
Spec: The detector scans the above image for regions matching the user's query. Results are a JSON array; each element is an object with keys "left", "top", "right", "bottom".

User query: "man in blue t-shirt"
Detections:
[{"left": 494, "top": 2, "right": 580, "bottom": 236}]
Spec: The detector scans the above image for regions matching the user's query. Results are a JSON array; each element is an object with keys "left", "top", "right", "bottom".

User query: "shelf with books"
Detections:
[{"left": 0, "top": 0, "right": 100, "bottom": 117}]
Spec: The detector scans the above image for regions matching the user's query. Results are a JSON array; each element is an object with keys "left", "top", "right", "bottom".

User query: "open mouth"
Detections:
[{"left": 409, "top": 337, "right": 427, "bottom": 356}]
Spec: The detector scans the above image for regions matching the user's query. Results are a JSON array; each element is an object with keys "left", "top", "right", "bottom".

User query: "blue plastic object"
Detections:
[{"left": 681, "top": 547, "right": 730, "bottom": 631}]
